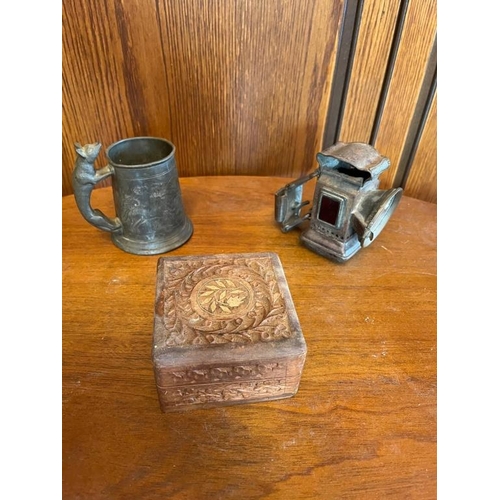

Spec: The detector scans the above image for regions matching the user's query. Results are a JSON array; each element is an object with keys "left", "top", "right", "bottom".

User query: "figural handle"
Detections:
[{"left": 72, "top": 142, "right": 122, "bottom": 233}]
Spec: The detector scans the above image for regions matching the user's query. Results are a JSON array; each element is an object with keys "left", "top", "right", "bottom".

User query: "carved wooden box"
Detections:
[{"left": 152, "top": 252, "right": 307, "bottom": 411}]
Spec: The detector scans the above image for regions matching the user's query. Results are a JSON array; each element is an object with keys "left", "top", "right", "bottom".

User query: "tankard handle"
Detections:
[{"left": 72, "top": 142, "right": 122, "bottom": 233}]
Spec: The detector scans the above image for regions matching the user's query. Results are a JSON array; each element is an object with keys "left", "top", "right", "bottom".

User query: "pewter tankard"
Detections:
[{"left": 72, "top": 137, "right": 193, "bottom": 255}]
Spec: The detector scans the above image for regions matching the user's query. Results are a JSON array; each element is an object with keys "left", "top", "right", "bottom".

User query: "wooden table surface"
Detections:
[{"left": 63, "top": 176, "right": 437, "bottom": 499}]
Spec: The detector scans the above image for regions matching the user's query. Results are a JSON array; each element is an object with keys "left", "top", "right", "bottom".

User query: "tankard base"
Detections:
[{"left": 111, "top": 218, "right": 193, "bottom": 255}]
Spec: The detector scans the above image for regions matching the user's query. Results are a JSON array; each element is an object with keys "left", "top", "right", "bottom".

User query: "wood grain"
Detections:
[
  {"left": 63, "top": 0, "right": 438, "bottom": 204},
  {"left": 337, "top": 0, "right": 401, "bottom": 144},
  {"left": 62, "top": 0, "right": 172, "bottom": 193},
  {"left": 63, "top": 176, "right": 437, "bottom": 498},
  {"left": 374, "top": 0, "right": 437, "bottom": 190},
  {"left": 404, "top": 91, "right": 437, "bottom": 203},
  {"left": 62, "top": 0, "right": 344, "bottom": 195}
]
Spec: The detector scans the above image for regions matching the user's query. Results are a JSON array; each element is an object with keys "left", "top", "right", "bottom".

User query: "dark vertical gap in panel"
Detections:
[
  {"left": 334, "top": 0, "right": 364, "bottom": 144},
  {"left": 322, "top": 0, "right": 362, "bottom": 148},
  {"left": 396, "top": 38, "right": 437, "bottom": 188},
  {"left": 369, "top": 0, "right": 410, "bottom": 145}
]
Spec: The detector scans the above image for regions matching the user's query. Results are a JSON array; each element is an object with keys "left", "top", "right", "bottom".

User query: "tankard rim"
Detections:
[{"left": 106, "top": 136, "right": 176, "bottom": 168}]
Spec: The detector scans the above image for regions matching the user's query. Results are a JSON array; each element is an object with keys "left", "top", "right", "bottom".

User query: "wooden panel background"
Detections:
[
  {"left": 373, "top": 0, "right": 437, "bottom": 192},
  {"left": 337, "top": 0, "right": 401, "bottom": 144},
  {"left": 62, "top": 0, "right": 437, "bottom": 202},
  {"left": 404, "top": 91, "right": 437, "bottom": 203}
]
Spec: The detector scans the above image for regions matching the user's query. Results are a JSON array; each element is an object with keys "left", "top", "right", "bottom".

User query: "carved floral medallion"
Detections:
[{"left": 191, "top": 277, "right": 253, "bottom": 319}]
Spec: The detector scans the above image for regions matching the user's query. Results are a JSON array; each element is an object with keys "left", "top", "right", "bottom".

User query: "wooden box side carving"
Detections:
[{"left": 155, "top": 354, "right": 306, "bottom": 410}]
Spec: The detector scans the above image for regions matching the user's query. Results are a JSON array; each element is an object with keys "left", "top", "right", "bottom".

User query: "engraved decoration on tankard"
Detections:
[{"left": 72, "top": 137, "right": 193, "bottom": 255}]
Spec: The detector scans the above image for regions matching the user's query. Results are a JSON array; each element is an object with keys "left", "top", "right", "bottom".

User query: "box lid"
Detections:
[{"left": 153, "top": 252, "right": 306, "bottom": 368}]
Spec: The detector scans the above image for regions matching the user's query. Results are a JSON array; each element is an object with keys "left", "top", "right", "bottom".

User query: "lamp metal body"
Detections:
[{"left": 275, "top": 142, "right": 403, "bottom": 262}]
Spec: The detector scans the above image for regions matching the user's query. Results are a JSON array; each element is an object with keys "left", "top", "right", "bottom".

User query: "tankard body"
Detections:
[{"left": 72, "top": 137, "right": 193, "bottom": 255}]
